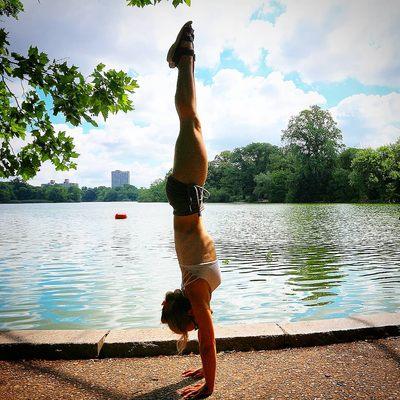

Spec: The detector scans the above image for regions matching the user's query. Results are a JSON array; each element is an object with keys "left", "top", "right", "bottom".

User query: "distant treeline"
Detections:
[
  {"left": 140, "top": 106, "right": 400, "bottom": 204},
  {"left": 0, "top": 180, "right": 142, "bottom": 203},
  {"left": 1, "top": 106, "right": 399, "bottom": 204}
]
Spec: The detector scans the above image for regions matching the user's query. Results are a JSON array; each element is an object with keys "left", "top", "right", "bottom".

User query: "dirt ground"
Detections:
[{"left": 0, "top": 336, "right": 399, "bottom": 400}]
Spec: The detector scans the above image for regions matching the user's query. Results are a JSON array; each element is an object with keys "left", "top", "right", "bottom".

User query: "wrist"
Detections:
[{"left": 203, "top": 383, "right": 214, "bottom": 394}]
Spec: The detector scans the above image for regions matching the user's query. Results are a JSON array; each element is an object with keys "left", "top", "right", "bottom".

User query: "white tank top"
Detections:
[{"left": 180, "top": 259, "right": 222, "bottom": 293}]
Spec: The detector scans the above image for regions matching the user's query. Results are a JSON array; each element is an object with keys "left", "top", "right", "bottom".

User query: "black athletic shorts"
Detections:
[{"left": 166, "top": 175, "right": 209, "bottom": 216}]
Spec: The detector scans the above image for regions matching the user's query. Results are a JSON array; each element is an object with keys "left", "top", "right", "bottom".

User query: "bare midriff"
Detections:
[{"left": 174, "top": 215, "right": 216, "bottom": 266}]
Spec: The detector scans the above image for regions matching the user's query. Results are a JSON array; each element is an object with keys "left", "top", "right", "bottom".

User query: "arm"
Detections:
[
  {"left": 187, "top": 280, "right": 216, "bottom": 393},
  {"left": 196, "top": 313, "right": 216, "bottom": 392}
]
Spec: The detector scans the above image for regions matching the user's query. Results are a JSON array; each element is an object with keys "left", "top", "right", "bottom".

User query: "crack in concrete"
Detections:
[
  {"left": 275, "top": 323, "right": 289, "bottom": 347},
  {"left": 275, "top": 323, "right": 288, "bottom": 336}
]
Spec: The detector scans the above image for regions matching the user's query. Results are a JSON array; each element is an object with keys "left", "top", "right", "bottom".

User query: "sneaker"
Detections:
[{"left": 167, "top": 21, "right": 195, "bottom": 68}]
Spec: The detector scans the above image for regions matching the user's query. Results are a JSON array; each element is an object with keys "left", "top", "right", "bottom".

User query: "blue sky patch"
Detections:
[
  {"left": 283, "top": 72, "right": 400, "bottom": 108},
  {"left": 197, "top": 48, "right": 273, "bottom": 85},
  {"left": 250, "top": 0, "right": 286, "bottom": 24}
]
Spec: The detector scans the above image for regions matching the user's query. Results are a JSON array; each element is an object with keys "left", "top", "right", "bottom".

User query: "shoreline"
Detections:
[
  {"left": 1, "top": 200, "right": 398, "bottom": 204},
  {"left": 1, "top": 311, "right": 399, "bottom": 360}
]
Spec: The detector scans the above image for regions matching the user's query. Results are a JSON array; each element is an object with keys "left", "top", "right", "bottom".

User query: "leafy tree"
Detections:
[
  {"left": 103, "top": 188, "right": 119, "bottom": 202},
  {"left": 282, "top": 105, "right": 343, "bottom": 202},
  {"left": 230, "top": 143, "right": 280, "bottom": 201},
  {"left": 338, "top": 147, "right": 360, "bottom": 170},
  {"left": 350, "top": 148, "right": 384, "bottom": 201},
  {"left": 383, "top": 139, "right": 400, "bottom": 202},
  {"left": 206, "top": 150, "right": 238, "bottom": 202},
  {"left": 118, "top": 184, "right": 139, "bottom": 201},
  {"left": 43, "top": 185, "right": 68, "bottom": 202},
  {"left": 67, "top": 185, "right": 81, "bottom": 202},
  {"left": 254, "top": 170, "right": 288, "bottom": 202},
  {"left": 81, "top": 186, "right": 97, "bottom": 202},
  {"left": 1, "top": 0, "right": 189, "bottom": 180},
  {"left": 326, "top": 148, "right": 359, "bottom": 202},
  {"left": 350, "top": 141, "right": 400, "bottom": 202},
  {"left": 206, "top": 144, "right": 281, "bottom": 202},
  {"left": 138, "top": 178, "right": 167, "bottom": 202},
  {"left": 0, "top": 182, "right": 15, "bottom": 202}
]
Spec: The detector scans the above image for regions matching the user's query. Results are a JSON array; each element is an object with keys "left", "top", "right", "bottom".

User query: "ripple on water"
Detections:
[{"left": 0, "top": 202, "right": 400, "bottom": 328}]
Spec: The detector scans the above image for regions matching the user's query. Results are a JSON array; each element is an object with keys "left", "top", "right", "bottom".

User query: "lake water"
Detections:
[{"left": 0, "top": 202, "right": 399, "bottom": 330}]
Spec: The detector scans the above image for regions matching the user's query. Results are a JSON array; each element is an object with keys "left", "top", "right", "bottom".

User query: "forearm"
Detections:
[{"left": 199, "top": 341, "right": 216, "bottom": 391}]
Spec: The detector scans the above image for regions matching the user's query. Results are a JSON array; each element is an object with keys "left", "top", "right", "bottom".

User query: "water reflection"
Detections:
[
  {"left": 286, "top": 245, "right": 346, "bottom": 306},
  {"left": 282, "top": 205, "right": 347, "bottom": 307}
]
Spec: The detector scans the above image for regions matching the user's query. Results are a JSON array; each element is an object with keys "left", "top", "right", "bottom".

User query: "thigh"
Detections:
[{"left": 172, "top": 118, "right": 208, "bottom": 186}]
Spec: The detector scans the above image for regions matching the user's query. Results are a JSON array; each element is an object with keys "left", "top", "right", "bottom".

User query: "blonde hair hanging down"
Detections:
[
  {"left": 177, "top": 331, "right": 189, "bottom": 354},
  {"left": 161, "top": 289, "right": 192, "bottom": 354}
]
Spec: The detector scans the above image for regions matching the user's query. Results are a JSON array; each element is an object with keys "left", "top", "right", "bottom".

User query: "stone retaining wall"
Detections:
[{"left": 1, "top": 312, "right": 399, "bottom": 360}]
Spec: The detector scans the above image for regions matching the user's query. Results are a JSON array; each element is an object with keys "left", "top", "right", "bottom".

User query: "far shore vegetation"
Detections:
[{"left": 1, "top": 106, "right": 399, "bottom": 205}]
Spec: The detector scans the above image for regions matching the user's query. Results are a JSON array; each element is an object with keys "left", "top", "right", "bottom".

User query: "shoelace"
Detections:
[{"left": 188, "top": 185, "right": 210, "bottom": 215}]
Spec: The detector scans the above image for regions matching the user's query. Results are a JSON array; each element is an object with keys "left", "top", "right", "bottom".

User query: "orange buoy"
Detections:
[{"left": 115, "top": 213, "right": 127, "bottom": 219}]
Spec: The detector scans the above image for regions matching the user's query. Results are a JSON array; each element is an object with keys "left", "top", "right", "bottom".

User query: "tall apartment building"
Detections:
[{"left": 111, "top": 170, "right": 130, "bottom": 188}]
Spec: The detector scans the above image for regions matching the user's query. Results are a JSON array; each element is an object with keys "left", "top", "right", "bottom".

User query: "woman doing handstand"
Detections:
[{"left": 161, "top": 21, "right": 222, "bottom": 400}]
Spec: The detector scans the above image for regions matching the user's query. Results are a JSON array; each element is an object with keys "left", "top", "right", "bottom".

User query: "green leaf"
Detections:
[{"left": 96, "top": 63, "right": 106, "bottom": 71}]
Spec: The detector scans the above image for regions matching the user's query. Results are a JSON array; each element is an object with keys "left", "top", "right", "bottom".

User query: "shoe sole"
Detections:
[{"left": 167, "top": 20, "right": 193, "bottom": 68}]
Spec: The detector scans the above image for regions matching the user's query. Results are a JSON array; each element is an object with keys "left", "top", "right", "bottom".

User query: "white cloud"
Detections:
[
  {"left": 5, "top": 0, "right": 264, "bottom": 74},
  {"left": 6, "top": 0, "right": 400, "bottom": 84},
  {"left": 265, "top": 0, "right": 400, "bottom": 86},
  {"left": 29, "top": 68, "right": 326, "bottom": 187},
  {"left": 331, "top": 93, "right": 400, "bottom": 147},
  {"left": 198, "top": 69, "right": 325, "bottom": 150},
  {"left": 4, "top": 0, "right": 399, "bottom": 187}
]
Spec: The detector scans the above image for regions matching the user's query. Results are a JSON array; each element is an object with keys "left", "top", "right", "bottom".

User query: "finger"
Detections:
[
  {"left": 184, "top": 388, "right": 202, "bottom": 400},
  {"left": 183, "top": 391, "right": 196, "bottom": 400},
  {"left": 179, "top": 386, "right": 194, "bottom": 396},
  {"left": 182, "top": 390, "right": 194, "bottom": 399}
]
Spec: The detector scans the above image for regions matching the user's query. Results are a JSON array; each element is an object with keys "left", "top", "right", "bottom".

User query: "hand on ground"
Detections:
[
  {"left": 177, "top": 382, "right": 212, "bottom": 399},
  {"left": 182, "top": 367, "right": 204, "bottom": 379}
]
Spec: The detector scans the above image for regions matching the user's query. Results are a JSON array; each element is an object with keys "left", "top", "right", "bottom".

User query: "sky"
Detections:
[{"left": 4, "top": 0, "right": 400, "bottom": 188}]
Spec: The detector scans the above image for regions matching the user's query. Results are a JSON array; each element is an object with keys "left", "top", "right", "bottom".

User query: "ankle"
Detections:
[{"left": 178, "top": 56, "right": 193, "bottom": 69}]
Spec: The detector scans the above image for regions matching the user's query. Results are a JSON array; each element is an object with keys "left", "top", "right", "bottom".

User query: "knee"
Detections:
[
  {"left": 176, "top": 101, "right": 198, "bottom": 121},
  {"left": 179, "top": 113, "right": 201, "bottom": 132}
]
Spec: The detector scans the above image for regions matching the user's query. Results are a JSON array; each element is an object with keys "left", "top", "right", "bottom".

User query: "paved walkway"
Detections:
[{"left": 0, "top": 337, "right": 399, "bottom": 400}]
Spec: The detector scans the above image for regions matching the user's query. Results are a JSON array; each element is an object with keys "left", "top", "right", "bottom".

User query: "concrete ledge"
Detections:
[
  {"left": 214, "top": 322, "right": 285, "bottom": 352},
  {"left": 0, "top": 312, "right": 399, "bottom": 360},
  {"left": 101, "top": 322, "right": 285, "bottom": 358},
  {"left": 101, "top": 328, "right": 180, "bottom": 358},
  {"left": 279, "top": 312, "right": 400, "bottom": 348},
  {"left": 0, "top": 330, "right": 109, "bottom": 360}
]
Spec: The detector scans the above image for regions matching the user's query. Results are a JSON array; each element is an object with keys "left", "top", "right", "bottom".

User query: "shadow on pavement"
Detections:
[
  {"left": 130, "top": 380, "right": 194, "bottom": 400},
  {"left": 12, "top": 359, "right": 193, "bottom": 400},
  {"left": 348, "top": 315, "right": 400, "bottom": 367}
]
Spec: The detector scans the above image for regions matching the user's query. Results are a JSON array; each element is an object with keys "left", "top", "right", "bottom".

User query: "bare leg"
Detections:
[
  {"left": 172, "top": 55, "right": 207, "bottom": 186},
  {"left": 171, "top": 50, "right": 215, "bottom": 264}
]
